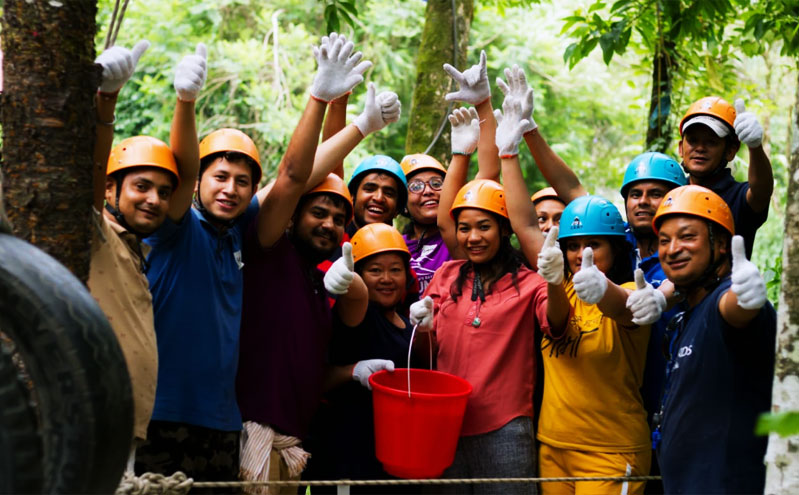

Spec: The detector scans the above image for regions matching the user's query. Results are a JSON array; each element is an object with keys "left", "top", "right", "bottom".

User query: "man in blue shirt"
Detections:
[{"left": 651, "top": 185, "right": 775, "bottom": 494}]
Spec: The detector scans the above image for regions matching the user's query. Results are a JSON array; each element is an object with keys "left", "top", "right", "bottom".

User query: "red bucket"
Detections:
[{"left": 369, "top": 368, "right": 472, "bottom": 479}]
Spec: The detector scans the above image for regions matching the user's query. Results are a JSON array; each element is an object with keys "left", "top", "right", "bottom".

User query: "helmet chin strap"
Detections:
[{"left": 105, "top": 176, "right": 149, "bottom": 239}]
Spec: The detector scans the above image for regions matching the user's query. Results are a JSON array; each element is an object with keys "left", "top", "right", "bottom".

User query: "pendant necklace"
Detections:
[{"left": 470, "top": 271, "right": 486, "bottom": 327}]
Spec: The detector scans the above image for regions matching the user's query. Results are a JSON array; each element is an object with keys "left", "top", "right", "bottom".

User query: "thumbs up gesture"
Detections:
[
  {"left": 625, "top": 268, "right": 667, "bottom": 326},
  {"left": 734, "top": 99, "right": 763, "bottom": 148},
  {"left": 174, "top": 43, "right": 208, "bottom": 102},
  {"left": 95, "top": 40, "right": 150, "bottom": 94},
  {"left": 573, "top": 247, "right": 608, "bottom": 304},
  {"left": 537, "top": 226, "right": 564, "bottom": 285},
  {"left": 324, "top": 242, "right": 356, "bottom": 295},
  {"left": 730, "top": 235, "right": 767, "bottom": 310}
]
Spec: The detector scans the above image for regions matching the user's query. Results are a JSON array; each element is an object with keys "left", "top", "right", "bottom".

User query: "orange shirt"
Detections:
[{"left": 424, "top": 260, "right": 551, "bottom": 436}]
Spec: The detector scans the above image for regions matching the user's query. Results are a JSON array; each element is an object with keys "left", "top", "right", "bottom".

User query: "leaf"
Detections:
[
  {"left": 588, "top": 2, "right": 606, "bottom": 14},
  {"left": 563, "top": 42, "right": 578, "bottom": 65},
  {"left": 756, "top": 411, "right": 799, "bottom": 438},
  {"left": 599, "top": 32, "right": 617, "bottom": 65}
]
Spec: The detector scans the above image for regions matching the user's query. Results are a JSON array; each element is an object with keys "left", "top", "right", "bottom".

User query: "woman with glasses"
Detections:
[{"left": 399, "top": 154, "right": 451, "bottom": 293}]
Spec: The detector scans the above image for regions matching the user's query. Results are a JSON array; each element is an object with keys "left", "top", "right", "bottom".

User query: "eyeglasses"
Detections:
[{"left": 408, "top": 177, "right": 444, "bottom": 194}]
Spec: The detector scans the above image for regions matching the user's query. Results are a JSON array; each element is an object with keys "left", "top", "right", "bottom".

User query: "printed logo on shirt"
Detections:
[
  {"left": 420, "top": 244, "right": 436, "bottom": 260},
  {"left": 677, "top": 345, "right": 692, "bottom": 358},
  {"left": 542, "top": 327, "right": 598, "bottom": 358},
  {"left": 234, "top": 250, "right": 244, "bottom": 270}
]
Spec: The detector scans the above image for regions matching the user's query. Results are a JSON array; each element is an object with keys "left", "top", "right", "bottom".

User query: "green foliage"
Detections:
[
  {"left": 322, "top": 0, "right": 360, "bottom": 34},
  {"left": 739, "top": 0, "right": 799, "bottom": 57},
  {"left": 757, "top": 411, "right": 799, "bottom": 438}
]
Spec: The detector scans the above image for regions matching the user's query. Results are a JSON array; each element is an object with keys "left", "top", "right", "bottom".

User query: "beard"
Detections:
[{"left": 289, "top": 225, "right": 339, "bottom": 264}]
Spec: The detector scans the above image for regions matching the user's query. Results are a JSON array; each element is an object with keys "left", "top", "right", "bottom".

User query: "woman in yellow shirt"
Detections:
[{"left": 535, "top": 195, "right": 652, "bottom": 495}]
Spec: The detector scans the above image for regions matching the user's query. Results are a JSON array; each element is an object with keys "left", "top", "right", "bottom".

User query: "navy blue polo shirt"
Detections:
[
  {"left": 625, "top": 225, "right": 679, "bottom": 418},
  {"left": 697, "top": 168, "right": 768, "bottom": 258},
  {"left": 144, "top": 197, "right": 259, "bottom": 431},
  {"left": 658, "top": 277, "right": 776, "bottom": 494}
]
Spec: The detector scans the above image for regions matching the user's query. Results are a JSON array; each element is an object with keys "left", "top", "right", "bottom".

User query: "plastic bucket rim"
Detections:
[{"left": 369, "top": 368, "right": 473, "bottom": 399}]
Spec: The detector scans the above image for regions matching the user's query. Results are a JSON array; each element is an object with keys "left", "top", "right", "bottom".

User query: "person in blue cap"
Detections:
[{"left": 347, "top": 154, "right": 408, "bottom": 234}]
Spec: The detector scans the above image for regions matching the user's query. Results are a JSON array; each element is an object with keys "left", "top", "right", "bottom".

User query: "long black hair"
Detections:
[{"left": 559, "top": 236, "right": 634, "bottom": 286}]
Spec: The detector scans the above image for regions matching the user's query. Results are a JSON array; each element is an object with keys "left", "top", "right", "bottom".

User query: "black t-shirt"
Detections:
[{"left": 658, "top": 277, "right": 776, "bottom": 494}]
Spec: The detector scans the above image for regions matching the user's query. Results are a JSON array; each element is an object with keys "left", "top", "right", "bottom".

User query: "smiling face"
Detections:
[
  {"left": 353, "top": 172, "right": 400, "bottom": 227},
  {"left": 534, "top": 198, "right": 565, "bottom": 234},
  {"left": 679, "top": 125, "right": 739, "bottom": 178},
  {"left": 625, "top": 180, "right": 671, "bottom": 235},
  {"left": 657, "top": 216, "right": 728, "bottom": 286},
  {"left": 106, "top": 168, "right": 174, "bottom": 234},
  {"left": 406, "top": 170, "right": 443, "bottom": 225},
  {"left": 292, "top": 194, "right": 348, "bottom": 261},
  {"left": 563, "top": 236, "right": 613, "bottom": 275},
  {"left": 359, "top": 252, "right": 408, "bottom": 309},
  {"left": 455, "top": 208, "right": 503, "bottom": 264},
  {"left": 197, "top": 157, "right": 254, "bottom": 222}
]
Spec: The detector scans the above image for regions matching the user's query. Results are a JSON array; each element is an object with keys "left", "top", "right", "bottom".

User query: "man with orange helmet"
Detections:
[
  {"left": 650, "top": 185, "right": 775, "bottom": 494},
  {"left": 678, "top": 96, "right": 773, "bottom": 258}
]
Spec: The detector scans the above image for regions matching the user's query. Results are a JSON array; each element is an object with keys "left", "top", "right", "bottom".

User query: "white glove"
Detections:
[
  {"left": 734, "top": 99, "right": 763, "bottom": 148},
  {"left": 449, "top": 107, "right": 480, "bottom": 155},
  {"left": 573, "top": 247, "right": 608, "bottom": 304},
  {"left": 494, "top": 98, "right": 532, "bottom": 157},
  {"left": 626, "top": 269, "right": 667, "bottom": 326},
  {"left": 310, "top": 33, "right": 372, "bottom": 103},
  {"left": 409, "top": 296, "right": 434, "bottom": 332},
  {"left": 174, "top": 43, "right": 208, "bottom": 102},
  {"left": 537, "top": 227, "right": 564, "bottom": 285},
  {"left": 496, "top": 64, "right": 537, "bottom": 133},
  {"left": 443, "top": 50, "right": 490, "bottom": 105},
  {"left": 95, "top": 40, "right": 150, "bottom": 94},
  {"left": 353, "top": 83, "right": 399, "bottom": 136},
  {"left": 352, "top": 359, "right": 395, "bottom": 390},
  {"left": 730, "top": 235, "right": 767, "bottom": 310},
  {"left": 324, "top": 242, "right": 355, "bottom": 295}
]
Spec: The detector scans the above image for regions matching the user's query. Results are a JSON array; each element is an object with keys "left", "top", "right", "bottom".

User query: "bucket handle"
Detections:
[{"left": 406, "top": 324, "right": 434, "bottom": 398}]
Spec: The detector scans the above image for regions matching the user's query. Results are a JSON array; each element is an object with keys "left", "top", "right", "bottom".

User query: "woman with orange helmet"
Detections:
[
  {"left": 530, "top": 186, "right": 565, "bottom": 234},
  {"left": 407, "top": 94, "right": 558, "bottom": 493},
  {"left": 650, "top": 185, "right": 775, "bottom": 494}
]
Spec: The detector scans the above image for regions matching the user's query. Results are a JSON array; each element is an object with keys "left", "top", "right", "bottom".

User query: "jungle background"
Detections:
[{"left": 90, "top": 0, "right": 794, "bottom": 305}]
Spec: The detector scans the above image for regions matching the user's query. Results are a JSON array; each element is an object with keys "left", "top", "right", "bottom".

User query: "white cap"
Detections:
[{"left": 681, "top": 115, "right": 730, "bottom": 138}]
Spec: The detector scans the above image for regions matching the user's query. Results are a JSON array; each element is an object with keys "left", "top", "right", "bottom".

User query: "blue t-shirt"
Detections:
[
  {"left": 658, "top": 276, "right": 776, "bottom": 494},
  {"left": 144, "top": 197, "right": 259, "bottom": 431},
  {"left": 699, "top": 168, "right": 768, "bottom": 258},
  {"left": 625, "top": 225, "right": 679, "bottom": 419}
]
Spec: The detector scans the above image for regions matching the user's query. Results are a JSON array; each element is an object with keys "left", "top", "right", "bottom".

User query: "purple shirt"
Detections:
[
  {"left": 236, "top": 231, "right": 332, "bottom": 439},
  {"left": 403, "top": 230, "right": 451, "bottom": 294}
]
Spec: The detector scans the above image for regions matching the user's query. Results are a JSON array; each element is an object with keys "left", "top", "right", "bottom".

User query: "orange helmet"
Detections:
[
  {"left": 400, "top": 153, "right": 447, "bottom": 179},
  {"left": 107, "top": 136, "right": 179, "bottom": 185},
  {"left": 679, "top": 96, "right": 736, "bottom": 137},
  {"left": 531, "top": 186, "right": 563, "bottom": 205},
  {"left": 305, "top": 173, "right": 354, "bottom": 223},
  {"left": 450, "top": 179, "right": 508, "bottom": 219},
  {"left": 350, "top": 222, "right": 410, "bottom": 264},
  {"left": 199, "top": 128, "right": 262, "bottom": 185},
  {"left": 653, "top": 185, "right": 734, "bottom": 235}
]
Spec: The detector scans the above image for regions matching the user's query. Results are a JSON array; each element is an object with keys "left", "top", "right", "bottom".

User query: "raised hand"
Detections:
[
  {"left": 353, "top": 83, "right": 400, "bottom": 136},
  {"left": 730, "top": 235, "right": 767, "bottom": 310},
  {"left": 573, "top": 247, "right": 608, "bottom": 304},
  {"left": 95, "top": 40, "right": 150, "bottom": 94},
  {"left": 496, "top": 64, "right": 536, "bottom": 132},
  {"left": 310, "top": 33, "right": 372, "bottom": 103},
  {"left": 734, "top": 99, "right": 764, "bottom": 148},
  {"left": 174, "top": 43, "right": 208, "bottom": 102},
  {"left": 443, "top": 50, "right": 490, "bottom": 105},
  {"left": 449, "top": 107, "right": 480, "bottom": 155},
  {"left": 537, "top": 226, "right": 564, "bottom": 285},
  {"left": 409, "top": 296, "right": 434, "bottom": 331},
  {"left": 352, "top": 359, "right": 395, "bottom": 389},
  {"left": 626, "top": 269, "right": 667, "bottom": 326},
  {"left": 324, "top": 242, "right": 356, "bottom": 295},
  {"left": 494, "top": 97, "right": 532, "bottom": 157}
]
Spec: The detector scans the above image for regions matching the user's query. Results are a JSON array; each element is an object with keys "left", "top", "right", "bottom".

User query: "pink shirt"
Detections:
[{"left": 424, "top": 260, "right": 550, "bottom": 436}]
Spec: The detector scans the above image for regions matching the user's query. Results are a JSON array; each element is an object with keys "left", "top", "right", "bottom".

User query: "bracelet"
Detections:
[
  {"left": 499, "top": 153, "right": 519, "bottom": 159},
  {"left": 96, "top": 115, "right": 116, "bottom": 126}
]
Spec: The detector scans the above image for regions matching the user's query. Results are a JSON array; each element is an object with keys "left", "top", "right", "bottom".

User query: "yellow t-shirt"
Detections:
[{"left": 537, "top": 280, "right": 650, "bottom": 453}]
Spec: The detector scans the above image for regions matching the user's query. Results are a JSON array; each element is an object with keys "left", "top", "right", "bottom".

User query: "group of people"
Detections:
[{"left": 85, "top": 32, "right": 777, "bottom": 495}]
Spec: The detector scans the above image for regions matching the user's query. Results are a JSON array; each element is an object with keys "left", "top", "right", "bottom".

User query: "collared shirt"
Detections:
[
  {"left": 144, "top": 198, "right": 259, "bottom": 431},
  {"left": 88, "top": 208, "right": 157, "bottom": 440},
  {"left": 425, "top": 260, "right": 551, "bottom": 436}
]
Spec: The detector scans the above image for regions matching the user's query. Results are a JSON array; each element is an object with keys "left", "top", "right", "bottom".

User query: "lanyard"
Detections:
[{"left": 651, "top": 310, "right": 687, "bottom": 449}]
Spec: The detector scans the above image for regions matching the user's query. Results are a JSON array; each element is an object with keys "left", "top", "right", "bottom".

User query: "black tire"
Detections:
[
  {"left": 0, "top": 232, "right": 133, "bottom": 494},
  {"left": 0, "top": 345, "right": 43, "bottom": 494}
]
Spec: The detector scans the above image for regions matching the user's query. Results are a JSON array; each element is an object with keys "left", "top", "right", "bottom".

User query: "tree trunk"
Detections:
[
  {"left": 764, "top": 63, "right": 799, "bottom": 495},
  {"left": 405, "top": 0, "right": 474, "bottom": 164},
  {"left": 1, "top": 0, "right": 99, "bottom": 283},
  {"left": 645, "top": 41, "right": 675, "bottom": 153}
]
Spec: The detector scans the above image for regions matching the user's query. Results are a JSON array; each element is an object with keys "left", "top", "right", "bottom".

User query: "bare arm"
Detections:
[
  {"left": 333, "top": 274, "right": 368, "bottom": 327},
  {"left": 745, "top": 145, "right": 773, "bottom": 212},
  {"left": 438, "top": 154, "right": 470, "bottom": 258},
  {"left": 597, "top": 283, "right": 637, "bottom": 327},
  {"left": 523, "top": 129, "right": 587, "bottom": 203},
  {"left": 323, "top": 94, "right": 350, "bottom": 178},
  {"left": 168, "top": 99, "right": 201, "bottom": 221},
  {"left": 475, "top": 99, "right": 499, "bottom": 181},
  {"left": 500, "top": 155, "right": 543, "bottom": 269},
  {"left": 256, "top": 97, "right": 327, "bottom": 248},
  {"left": 546, "top": 281, "right": 571, "bottom": 333},
  {"left": 93, "top": 92, "right": 118, "bottom": 211}
]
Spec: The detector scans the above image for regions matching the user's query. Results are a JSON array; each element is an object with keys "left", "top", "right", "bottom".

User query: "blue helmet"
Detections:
[
  {"left": 348, "top": 155, "right": 408, "bottom": 213},
  {"left": 619, "top": 152, "right": 687, "bottom": 198},
  {"left": 559, "top": 195, "right": 626, "bottom": 239}
]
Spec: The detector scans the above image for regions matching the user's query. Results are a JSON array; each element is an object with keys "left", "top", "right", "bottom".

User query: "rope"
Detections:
[{"left": 117, "top": 473, "right": 661, "bottom": 494}]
